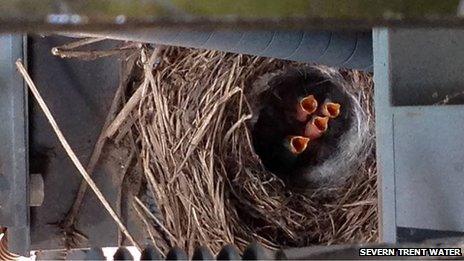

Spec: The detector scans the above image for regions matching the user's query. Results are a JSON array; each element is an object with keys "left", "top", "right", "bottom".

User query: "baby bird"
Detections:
[
  {"left": 305, "top": 116, "right": 329, "bottom": 140},
  {"left": 250, "top": 66, "right": 360, "bottom": 188},
  {"left": 252, "top": 100, "right": 307, "bottom": 175},
  {"left": 295, "top": 95, "right": 318, "bottom": 122}
]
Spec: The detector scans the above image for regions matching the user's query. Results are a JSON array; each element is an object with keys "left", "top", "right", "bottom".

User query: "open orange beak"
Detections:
[
  {"left": 287, "top": 136, "right": 310, "bottom": 155},
  {"left": 296, "top": 95, "right": 318, "bottom": 121},
  {"left": 304, "top": 116, "right": 329, "bottom": 140},
  {"left": 320, "top": 102, "right": 341, "bottom": 118}
]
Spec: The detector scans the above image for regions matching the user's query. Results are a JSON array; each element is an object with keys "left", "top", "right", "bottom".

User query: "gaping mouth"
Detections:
[
  {"left": 304, "top": 116, "right": 329, "bottom": 139},
  {"left": 288, "top": 136, "right": 310, "bottom": 155},
  {"left": 314, "top": 116, "right": 329, "bottom": 132},
  {"left": 296, "top": 95, "right": 318, "bottom": 121},
  {"left": 321, "top": 102, "right": 341, "bottom": 118},
  {"left": 301, "top": 95, "right": 318, "bottom": 114}
]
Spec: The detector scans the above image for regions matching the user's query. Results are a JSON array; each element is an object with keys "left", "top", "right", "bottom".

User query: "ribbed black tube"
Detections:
[{"left": 77, "top": 29, "right": 372, "bottom": 70}]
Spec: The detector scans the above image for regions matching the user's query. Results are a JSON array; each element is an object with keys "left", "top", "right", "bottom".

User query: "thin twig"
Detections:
[
  {"left": 105, "top": 46, "right": 164, "bottom": 138},
  {"left": 52, "top": 37, "right": 105, "bottom": 51},
  {"left": 133, "top": 196, "right": 177, "bottom": 244},
  {"left": 105, "top": 84, "right": 144, "bottom": 138},
  {"left": 51, "top": 38, "right": 139, "bottom": 60},
  {"left": 132, "top": 202, "right": 165, "bottom": 254},
  {"left": 52, "top": 49, "right": 131, "bottom": 60},
  {"left": 16, "top": 59, "right": 141, "bottom": 251}
]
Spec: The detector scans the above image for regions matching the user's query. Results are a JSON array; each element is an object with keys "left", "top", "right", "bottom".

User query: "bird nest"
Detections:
[
  {"left": 249, "top": 66, "right": 371, "bottom": 189},
  {"left": 128, "top": 46, "right": 377, "bottom": 255}
]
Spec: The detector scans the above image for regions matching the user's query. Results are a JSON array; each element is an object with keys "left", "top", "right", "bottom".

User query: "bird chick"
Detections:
[
  {"left": 295, "top": 95, "right": 318, "bottom": 122},
  {"left": 304, "top": 116, "right": 329, "bottom": 140},
  {"left": 251, "top": 100, "right": 307, "bottom": 176},
  {"left": 287, "top": 136, "right": 310, "bottom": 155},
  {"left": 320, "top": 100, "right": 341, "bottom": 118}
]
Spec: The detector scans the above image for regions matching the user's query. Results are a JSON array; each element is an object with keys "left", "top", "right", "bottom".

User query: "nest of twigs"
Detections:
[{"left": 126, "top": 46, "right": 377, "bottom": 255}]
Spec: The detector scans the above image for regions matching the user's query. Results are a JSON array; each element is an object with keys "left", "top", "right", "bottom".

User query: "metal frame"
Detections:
[
  {"left": 0, "top": 34, "right": 29, "bottom": 256},
  {"left": 373, "top": 27, "right": 464, "bottom": 242}
]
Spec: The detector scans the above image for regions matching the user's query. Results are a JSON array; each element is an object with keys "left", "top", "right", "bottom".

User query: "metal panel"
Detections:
[
  {"left": 397, "top": 227, "right": 464, "bottom": 243},
  {"left": 373, "top": 28, "right": 397, "bottom": 243},
  {"left": 390, "top": 29, "right": 464, "bottom": 106},
  {"left": 374, "top": 27, "right": 464, "bottom": 242},
  {"left": 394, "top": 105, "right": 464, "bottom": 232},
  {"left": 0, "top": 34, "right": 29, "bottom": 256},
  {"left": 29, "top": 36, "right": 145, "bottom": 250}
]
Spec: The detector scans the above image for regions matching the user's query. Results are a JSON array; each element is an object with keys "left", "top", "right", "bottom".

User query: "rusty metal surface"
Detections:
[{"left": 2, "top": 0, "right": 464, "bottom": 31}]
